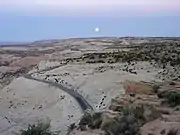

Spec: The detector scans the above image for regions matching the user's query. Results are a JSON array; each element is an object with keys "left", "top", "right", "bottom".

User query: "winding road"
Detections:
[{"left": 24, "top": 64, "right": 93, "bottom": 112}]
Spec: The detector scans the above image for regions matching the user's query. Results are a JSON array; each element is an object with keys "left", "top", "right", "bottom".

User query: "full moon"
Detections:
[{"left": 94, "top": 27, "right": 100, "bottom": 32}]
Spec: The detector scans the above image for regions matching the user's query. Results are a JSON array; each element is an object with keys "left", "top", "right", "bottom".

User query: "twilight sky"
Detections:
[{"left": 0, "top": 0, "right": 180, "bottom": 41}]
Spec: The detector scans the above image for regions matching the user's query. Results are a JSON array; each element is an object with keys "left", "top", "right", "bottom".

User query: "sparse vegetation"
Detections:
[
  {"left": 120, "top": 105, "right": 160, "bottom": 124},
  {"left": 161, "top": 129, "right": 166, "bottom": 135},
  {"left": 105, "top": 114, "right": 140, "bottom": 135},
  {"left": 78, "top": 107, "right": 147, "bottom": 135},
  {"left": 167, "top": 129, "right": 178, "bottom": 135},
  {"left": 169, "top": 81, "right": 176, "bottom": 85},
  {"left": 104, "top": 105, "right": 160, "bottom": 135},
  {"left": 157, "top": 90, "right": 180, "bottom": 107},
  {"left": 79, "top": 42, "right": 180, "bottom": 82},
  {"left": 165, "top": 91, "right": 180, "bottom": 107},
  {"left": 79, "top": 111, "right": 103, "bottom": 130},
  {"left": 18, "top": 120, "right": 54, "bottom": 135},
  {"left": 152, "top": 84, "right": 160, "bottom": 93}
]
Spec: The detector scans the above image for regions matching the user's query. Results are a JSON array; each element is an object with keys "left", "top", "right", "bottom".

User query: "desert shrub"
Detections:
[
  {"left": 157, "top": 91, "right": 167, "bottom": 98},
  {"left": 121, "top": 107, "right": 134, "bottom": 116},
  {"left": 169, "top": 82, "right": 176, "bottom": 85},
  {"left": 97, "top": 60, "right": 105, "bottom": 63},
  {"left": 121, "top": 106, "right": 145, "bottom": 123},
  {"left": 18, "top": 120, "right": 53, "bottom": 135},
  {"left": 161, "top": 129, "right": 166, "bottom": 135},
  {"left": 79, "top": 111, "right": 103, "bottom": 130},
  {"left": 105, "top": 115, "right": 140, "bottom": 135},
  {"left": 121, "top": 105, "right": 161, "bottom": 124},
  {"left": 167, "top": 129, "right": 178, "bottom": 135},
  {"left": 121, "top": 106, "right": 143, "bottom": 118},
  {"left": 132, "top": 106, "right": 145, "bottom": 122},
  {"left": 104, "top": 106, "right": 147, "bottom": 135},
  {"left": 165, "top": 91, "right": 180, "bottom": 107},
  {"left": 152, "top": 84, "right": 160, "bottom": 93},
  {"left": 69, "top": 123, "right": 76, "bottom": 131}
]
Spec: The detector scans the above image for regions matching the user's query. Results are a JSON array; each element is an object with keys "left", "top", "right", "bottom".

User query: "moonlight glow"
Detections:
[{"left": 94, "top": 27, "right": 100, "bottom": 32}]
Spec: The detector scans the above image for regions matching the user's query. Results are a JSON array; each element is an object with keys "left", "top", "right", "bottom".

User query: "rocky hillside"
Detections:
[{"left": 0, "top": 37, "right": 180, "bottom": 135}]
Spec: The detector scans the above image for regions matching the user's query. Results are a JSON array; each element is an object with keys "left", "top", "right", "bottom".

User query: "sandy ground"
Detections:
[
  {"left": 33, "top": 61, "right": 162, "bottom": 111},
  {"left": 0, "top": 46, "right": 30, "bottom": 51},
  {"left": 0, "top": 66, "right": 22, "bottom": 74},
  {"left": 10, "top": 56, "right": 48, "bottom": 68},
  {"left": 0, "top": 77, "right": 82, "bottom": 135}
]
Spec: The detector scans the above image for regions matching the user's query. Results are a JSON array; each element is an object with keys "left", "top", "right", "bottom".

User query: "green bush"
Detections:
[
  {"left": 104, "top": 106, "right": 145, "bottom": 135},
  {"left": 79, "top": 111, "right": 103, "bottom": 130},
  {"left": 165, "top": 91, "right": 180, "bottom": 107},
  {"left": 18, "top": 120, "right": 54, "bottom": 135},
  {"left": 105, "top": 115, "right": 140, "bottom": 135},
  {"left": 121, "top": 106, "right": 145, "bottom": 123},
  {"left": 121, "top": 107, "right": 134, "bottom": 116},
  {"left": 104, "top": 104, "right": 161, "bottom": 135}
]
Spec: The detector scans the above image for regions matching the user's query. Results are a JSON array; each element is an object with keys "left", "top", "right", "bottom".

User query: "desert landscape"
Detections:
[{"left": 0, "top": 37, "right": 180, "bottom": 135}]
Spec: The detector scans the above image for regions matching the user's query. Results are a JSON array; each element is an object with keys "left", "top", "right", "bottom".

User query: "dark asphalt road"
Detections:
[{"left": 24, "top": 72, "right": 93, "bottom": 111}]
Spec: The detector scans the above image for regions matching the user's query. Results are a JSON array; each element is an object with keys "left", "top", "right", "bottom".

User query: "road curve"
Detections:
[{"left": 24, "top": 73, "right": 93, "bottom": 112}]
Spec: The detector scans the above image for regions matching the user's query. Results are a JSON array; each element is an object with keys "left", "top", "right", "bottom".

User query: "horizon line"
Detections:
[{"left": 1, "top": 36, "right": 180, "bottom": 45}]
